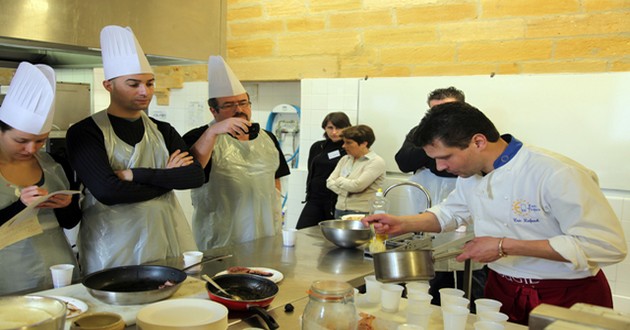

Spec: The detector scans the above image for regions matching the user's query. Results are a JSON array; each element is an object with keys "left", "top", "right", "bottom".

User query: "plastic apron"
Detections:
[
  {"left": 0, "top": 151, "right": 79, "bottom": 295},
  {"left": 191, "top": 130, "right": 281, "bottom": 250},
  {"left": 78, "top": 110, "right": 197, "bottom": 275}
]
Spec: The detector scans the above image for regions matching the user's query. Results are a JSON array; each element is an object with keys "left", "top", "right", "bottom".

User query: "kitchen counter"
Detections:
[
  {"left": 36, "top": 226, "right": 496, "bottom": 329},
  {"left": 196, "top": 225, "right": 377, "bottom": 327}
]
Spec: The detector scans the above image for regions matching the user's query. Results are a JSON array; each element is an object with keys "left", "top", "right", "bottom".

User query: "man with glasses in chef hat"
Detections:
[
  {"left": 183, "top": 56, "right": 290, "bottom": 250},
  {"left": 66, "top": 25, "right": 204, "bottom": 274},
  {"left": 365, "top": 102, "right": 626, "bottom": 325}
]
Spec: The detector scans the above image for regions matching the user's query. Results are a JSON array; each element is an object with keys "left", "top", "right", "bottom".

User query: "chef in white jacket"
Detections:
[
  {"left": 364, "top": 102, "right": 626, "bottom": 325},
  {"left": 183, "top": 56, "right": 290, "bottom": 250}
]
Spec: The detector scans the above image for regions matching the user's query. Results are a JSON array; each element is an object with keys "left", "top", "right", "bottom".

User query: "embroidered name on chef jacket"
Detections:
[{"left": 328, "top": 150, "right": 341, "bottom": 160}]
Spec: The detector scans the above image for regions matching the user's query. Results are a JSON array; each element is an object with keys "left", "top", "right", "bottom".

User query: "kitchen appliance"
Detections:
[{"left": 0, "top": 0, "right": 224, "bottom": 69}]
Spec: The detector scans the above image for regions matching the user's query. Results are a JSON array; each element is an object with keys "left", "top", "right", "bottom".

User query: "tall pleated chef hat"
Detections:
[
  {"left": 207, "top": 56, "right": 246, "bottom": 99},
  {"left": 100, "top": 25, "right": 153, "bottom": 80},
  {"left": 0, "top": 62, "right": 56, "bottom": 134}
]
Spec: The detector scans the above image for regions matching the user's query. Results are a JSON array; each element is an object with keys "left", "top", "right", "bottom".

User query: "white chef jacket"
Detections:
[{"left": 428, "top": 141, "right": 626, "bottom": 280}]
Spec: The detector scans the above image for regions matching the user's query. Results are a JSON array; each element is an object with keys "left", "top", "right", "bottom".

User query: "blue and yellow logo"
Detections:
[{"left": 512, "top": 200, "right": 541, "bottom": 217}]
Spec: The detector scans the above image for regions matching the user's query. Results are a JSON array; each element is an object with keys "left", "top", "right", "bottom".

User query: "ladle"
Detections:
[{"left": 202, "top": 274, "right": 242, "bottom": 301}]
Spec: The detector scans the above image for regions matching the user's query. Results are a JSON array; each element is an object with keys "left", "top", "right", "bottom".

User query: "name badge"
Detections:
[{"left": 328, "top": 150, "right": 341, "bottom": 159}]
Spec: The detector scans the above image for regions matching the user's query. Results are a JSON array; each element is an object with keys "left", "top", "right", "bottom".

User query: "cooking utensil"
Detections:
[
  {"left": 319, "top": 219, "right": 371, "bottom": 248},
  {"left": 82, "top": 254, "right": 231, "bottom": 305},
  {"left": 372, "top": 249, "right": 462, "bottom": 282},
  {"left": 0, "top": 295, "right": 66, "bottom": 330},
  {"left": 205, "top": 274, "right": 279, "bottom": 329},
  {"left": 202, "top": 274, "right": 242, "bottom": 301}
]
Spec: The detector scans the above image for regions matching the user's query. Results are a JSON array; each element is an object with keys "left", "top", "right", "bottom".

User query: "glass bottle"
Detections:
[{"left": 302, "top": 280, "right": 357, "bottom": 330}]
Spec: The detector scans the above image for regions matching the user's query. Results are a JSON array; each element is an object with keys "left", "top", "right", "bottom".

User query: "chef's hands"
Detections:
[
  {"left": 362, "top": 214, "right": 408, "bottom": 236},
  {"left": 19, "top": 186, "right": 71, "bottom": 209},
  {"left": 456, "top": 237, "right": 504, "bottom": 263}
]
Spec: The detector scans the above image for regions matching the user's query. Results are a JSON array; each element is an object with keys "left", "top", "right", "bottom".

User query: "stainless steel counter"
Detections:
[
  {"left": 53, "top": 225, "right": 480, "bottom": 329},
  {"left": 193, "top": 226, "right": 377, "bottom": 328}
]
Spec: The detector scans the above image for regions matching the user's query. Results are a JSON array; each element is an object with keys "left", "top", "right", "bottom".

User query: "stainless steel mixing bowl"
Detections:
[
  {"left": 319, "top": 220, "right": 371, "bottom": 248},
  {"left": 0, "top": 295, "right": 66, "bottom": 329}
]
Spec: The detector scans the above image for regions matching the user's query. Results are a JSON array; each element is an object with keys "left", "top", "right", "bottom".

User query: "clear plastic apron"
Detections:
[
  {"left": 0, "top": 151, "right": 79, "bottom": 295},
  {"left": 78, "top": 110, "right": 197, "bottom": 274},
  {"left": 191, "top": 131, "right": 281, "bottom": 250}
]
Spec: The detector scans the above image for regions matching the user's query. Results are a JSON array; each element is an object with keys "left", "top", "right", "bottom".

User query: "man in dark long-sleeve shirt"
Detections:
[{"left": 66, "top": 25, "right": 203, "bottom": 274}]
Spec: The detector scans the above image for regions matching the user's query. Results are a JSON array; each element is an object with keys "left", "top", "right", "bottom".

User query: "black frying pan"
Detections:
[
  {"left": 82, "top": 265, "right": 187, "bottom": 305},
  {"left": 82, "top": 254, "right": 231, "bottom": 305}
]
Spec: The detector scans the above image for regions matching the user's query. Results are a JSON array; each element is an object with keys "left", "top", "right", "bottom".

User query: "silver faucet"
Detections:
[{"left": 383, "top": 181, "right": 432, "bottom": 212}]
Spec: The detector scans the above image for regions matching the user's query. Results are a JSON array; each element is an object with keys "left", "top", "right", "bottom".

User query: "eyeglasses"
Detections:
[{"left": 218, "top": 100, "right": 251, "bottom": 111}]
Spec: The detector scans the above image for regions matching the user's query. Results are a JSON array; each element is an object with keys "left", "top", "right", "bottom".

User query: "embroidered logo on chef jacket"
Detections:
[{"left": 512, "top": 199, "right": 541, "bottom": 223}]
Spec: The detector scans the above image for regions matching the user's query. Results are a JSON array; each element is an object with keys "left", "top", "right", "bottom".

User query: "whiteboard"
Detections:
[{"left": 358, "top": 73, "right": 630, "bottom": 191}]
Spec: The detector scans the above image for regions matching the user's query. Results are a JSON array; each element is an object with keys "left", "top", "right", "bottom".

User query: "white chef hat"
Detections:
[
  {"left": 100, "top": 25, "right": 153, "bottom": 80},
  {"left": 207, "top": 56, "right": 246, "bottom": 99},
  {"left": 0, "top": 62, "right": 56, "bottom": 134}
]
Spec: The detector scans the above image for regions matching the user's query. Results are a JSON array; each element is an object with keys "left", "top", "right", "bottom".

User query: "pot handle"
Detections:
[
  {"left": 181, "top": 254, "right": 232, "bottom": 272},
  {"left": 248, "top": 305, "right": 280, "bottom": 329},
  {"left": 432, "top": 250, "right": 463, "bottom": 261}
]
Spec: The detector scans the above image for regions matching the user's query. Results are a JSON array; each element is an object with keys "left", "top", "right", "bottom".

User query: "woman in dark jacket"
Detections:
[{"left": 296, "top": 112, "right": 351, "bottom": 229}]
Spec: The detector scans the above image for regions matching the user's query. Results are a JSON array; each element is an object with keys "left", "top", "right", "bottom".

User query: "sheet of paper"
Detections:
[{"left": 0, "top": 190, "right": 80, "bottom": 249}]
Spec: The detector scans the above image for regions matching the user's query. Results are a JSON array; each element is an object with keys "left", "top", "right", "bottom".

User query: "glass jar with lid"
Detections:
[{"left": 302, "top": 280, "right": 357, "bottom": 330}]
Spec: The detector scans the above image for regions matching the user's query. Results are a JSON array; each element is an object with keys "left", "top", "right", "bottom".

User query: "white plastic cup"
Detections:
[
  {"left": 282, "top": 228, "right": 297, "bottom": 247},
  {"left": 442, "top": 305, "right": 470, "bottom": 330},
  {"left": 397, "top": 324, "right": 425, "bottom": 330},
  {"left": 406, "top": 281, "right": 430, "bottom": 295},
  {"left": 406, "top": 307, "right": 432, "bottom": 329},
  {"left": 407, "top": 292, "right": 432, "bottom": 309},
  {"left": 475, "top": 298, "right": 502, "bottom": 315},
  {"left": 442, "top": 295, "right": 470, "bottom": 308},
  {"left": 474, "top": 321, "right": 505, "bottom": 330},
  {"left": 50, "top": 264, "right": 74, "bottom": 288},
  {"left": 439, "top": 287, "right": 465, "bottom": 298},
  {"left": 364, "top": 275, "right": 382, "bottom": 304},
  {"left": 380, "top": 283, "right": 404, "bottom": 313},
  {"left": 478, "top": 311, "right": 509, "bottom": 324},
  {"left": 183, "top": 251, "right": 203, "bottom": 273}
]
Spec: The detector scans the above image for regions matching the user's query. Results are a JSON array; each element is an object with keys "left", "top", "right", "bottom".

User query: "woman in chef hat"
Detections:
[{"left": 0, "top": 62, "right": 81, "bottom": 295}]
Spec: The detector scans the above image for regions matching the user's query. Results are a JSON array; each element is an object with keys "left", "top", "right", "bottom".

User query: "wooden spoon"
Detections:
[{"left": 201, "top": 274, "right": 242, "bottom": 301}]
